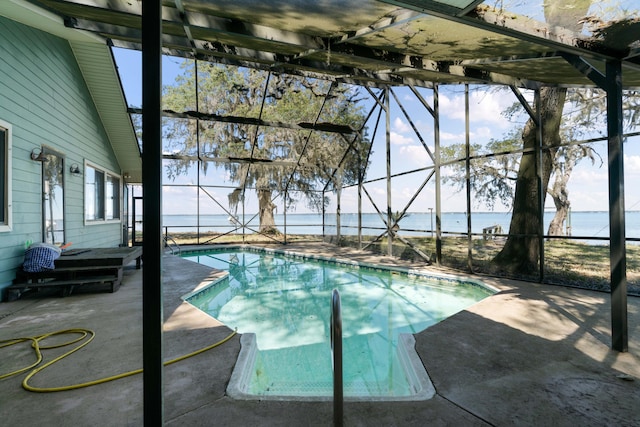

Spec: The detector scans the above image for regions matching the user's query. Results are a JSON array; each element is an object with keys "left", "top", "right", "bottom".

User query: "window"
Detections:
[
  {"left": 106, "top": 174, "right": 120, "bottom": 220},
  {"left": 85, "top": 164, "right": 121, "bottom": 222},
  {"left": 0, "top": 120, "right": 11, "bottom": 232},
  {"left": 42, "top": 148, "right": 65, "bottom": 244}
]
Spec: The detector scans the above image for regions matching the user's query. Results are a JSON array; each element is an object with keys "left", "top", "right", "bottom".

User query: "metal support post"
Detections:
[
  {"left": 465, "top": 84, "right": 472, "bottom": 271},
  {"left": 358, "top": 158, "right": 363, "bottom": 249},
  {"left": 606, "top": 60, "right": 628, "bottom": 352},
  {"left": 195, "top": 60, "right": 201, "bottom": 244},
  {"left": 322, "top": 190, "right": 326, "bottom": 240},
  {"left": 434, "top": 85, "right": 442, "bottom": 264},
  {"left": 535, "top": 90, "right": 545, "bottom": 282},
  {"left": 336, "top": 188, "right": 341, "bottom": 243},
  {"left": 284, "top": 200, "right": 288, "bottom": 245},
  {"left": 551, "top": 54, "right": 629, "bottom": 351},
  {"left": 141, "top": 0, "right": 163, "bottom": 424},
  {"left": 429, "top": 207, "right": 433, "bottom": 238},
  {"left": 385, "top": 87, "right": 392, "bottom": 257},
  {"left": 242, "top": 190, "right": 246, "bottom": 244}
]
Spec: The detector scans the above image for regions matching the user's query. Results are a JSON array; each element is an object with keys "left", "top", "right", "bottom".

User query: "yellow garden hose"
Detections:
[{"left": 0, "top": 328, "right": 237, "bottom": 393}]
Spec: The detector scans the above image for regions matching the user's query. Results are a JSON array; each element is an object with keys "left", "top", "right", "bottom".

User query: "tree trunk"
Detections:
[
  {"left": 258, "top": 188, "right": 278, "bottom": 234},
  {"left": 548, "top": 204, "right": 569, "bottom": 236},
  {"left": 492, "top": 87, "right": 567, "bottom": 273},
  {"left": 547, "top": 160, "right": 573, "bottom": 236}
]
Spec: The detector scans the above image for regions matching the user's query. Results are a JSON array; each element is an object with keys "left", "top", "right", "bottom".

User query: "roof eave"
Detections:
[{"left": 1, "top": 0, "right": 142, "bottom": 182}]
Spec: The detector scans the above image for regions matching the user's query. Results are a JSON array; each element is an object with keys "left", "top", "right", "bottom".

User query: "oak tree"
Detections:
[{"left": 162, "top": 62, "right": 369, "bottom": 233}]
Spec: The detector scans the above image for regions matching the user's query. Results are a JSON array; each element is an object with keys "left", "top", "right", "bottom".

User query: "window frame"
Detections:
[
  {"left": 41, "top": 146, "right": 66, "bottom": 244},
  {"left": 84, "top": 162, "right": 122, "bottom": 225},
  {"left": 0, "top": 119, "right": 12, "bottom": 233}
]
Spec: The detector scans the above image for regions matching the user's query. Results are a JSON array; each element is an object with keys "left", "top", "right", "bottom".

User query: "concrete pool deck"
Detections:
[{"left": 1, "top": 242, "right": 639, "bottom": 426}]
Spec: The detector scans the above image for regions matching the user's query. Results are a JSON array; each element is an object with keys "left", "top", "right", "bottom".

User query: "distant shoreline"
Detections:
[
  {"left": 163, "top": 210, "right": 640, "bottom": 215},
  {"left": 155, "top": 211, "right": 640, "bottom": 240}
]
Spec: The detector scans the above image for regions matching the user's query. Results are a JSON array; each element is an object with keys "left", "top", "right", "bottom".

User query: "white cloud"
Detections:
[
  {"left": 569, "top": 188, "right": 608, "bottom": 211},
  {"left": 564, "top": 164, "right": 607, "bottom": 211},
  {"left": 403, "top": 92, "right": 420, "bottom": 103},
  {"left": 390, "top": 131, "right": 414, "bottom": 145},
  {"left": 398, "top": 145, "right": 431, "bottom": 166},
  {"left": 162, "top": 186, "right": 200, "bottom": 214},
  {"left": 571, "top": 166, "right": 607, "bottom": 184},
  {"left": 374, "top": 186, "right": 387, "bottom": 196},
  {"left": 625, "top": 154, "right": 640, "bottom": 176},
  {"left": 624, "top": 155, "right": 640, "bottom": 208},
  {"left": 471, "top": 126, "right": 493, "bottom": 140},
  {"left": 393, "top": 117, "right": 411, "bottom": 133},
  {"left": 440, "top": 131, "right": 464, "bottom": 142},
  {"left": 439, "top": 88, "right": 517, "bottom": 128}
]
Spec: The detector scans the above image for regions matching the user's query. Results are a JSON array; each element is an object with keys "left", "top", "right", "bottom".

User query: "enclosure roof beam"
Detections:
[
  {"left": 173, "top": 0, "right": 196, "bottom": 55},
  {"left": 63, "top": 7, "right": 451, "bottom": 87},
  {"left": 323, "top": 42, "right": 540, "bottom": 88},
  {"left": 26, "top": 0, "right": 640, "bottom": 90},
  {"left": 560, "top": 53, "right": 607, "bottom": 89},
  {"left": 109, "top": 37, "right": 439, "bottom": 89},
  {"left": 55, "top": 0, "right": 326, "bottom": 50},
  {"left": 376, "top": 1, "right": 629, "bottom": 61},
  {"left": 509, "top": 86, "right": 538, "bottom": 127},
  {"left": 335, "top": 9, "right": 424, "bottom": 44},
  {"left": 625, "top": 48, "right": 640, "bottom": 66},
  {"left": 84, "top": 31, "right": 458, "bottom": 89},
  {"left": 62, "top": 4, "right": 539, "bottom": 89}
]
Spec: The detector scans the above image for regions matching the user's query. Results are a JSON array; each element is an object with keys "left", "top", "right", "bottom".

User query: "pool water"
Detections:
[{"left": 183, "top": 248, "right": 495, "bottom": 400}]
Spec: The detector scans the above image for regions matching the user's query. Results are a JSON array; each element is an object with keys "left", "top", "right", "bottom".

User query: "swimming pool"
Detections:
[{"left": 182, "top": 247, "right": 496, "bottom": 400}]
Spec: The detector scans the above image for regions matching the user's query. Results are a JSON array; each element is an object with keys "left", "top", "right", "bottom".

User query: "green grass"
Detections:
[{"left": 337, "top": 235, "right": 640, "bottom": 295}]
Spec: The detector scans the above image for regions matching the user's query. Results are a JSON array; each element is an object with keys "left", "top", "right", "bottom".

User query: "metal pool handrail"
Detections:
[
  {"left": 331, "top": 289, "right": 343, "bottom": 427},
  {"left": 162, "top": 235, "right": 181, "bottom": 255}
]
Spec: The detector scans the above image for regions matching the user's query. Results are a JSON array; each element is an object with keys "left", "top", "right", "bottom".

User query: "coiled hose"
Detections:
[{"left": 0, "top": 328, "right": 237, "bottom": 392}]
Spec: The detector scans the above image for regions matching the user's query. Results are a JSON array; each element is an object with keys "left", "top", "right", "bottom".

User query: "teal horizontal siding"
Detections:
[{"left": 0, "top": 16, "right": 123, "bottom": 296}]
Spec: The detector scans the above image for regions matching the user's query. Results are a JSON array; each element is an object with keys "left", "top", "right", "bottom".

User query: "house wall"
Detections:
[{"left": 0, "top": 16, "right": 123, "bottom": 296}]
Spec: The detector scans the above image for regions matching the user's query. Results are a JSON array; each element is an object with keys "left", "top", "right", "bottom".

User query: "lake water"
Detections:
[{"left": 160, "top": 211, "right": 640, "bottom": 243}]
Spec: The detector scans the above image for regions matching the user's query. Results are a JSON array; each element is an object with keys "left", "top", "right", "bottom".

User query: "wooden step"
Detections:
[{"left": 6, "top": 273, "right": 122, "bottom": 301}]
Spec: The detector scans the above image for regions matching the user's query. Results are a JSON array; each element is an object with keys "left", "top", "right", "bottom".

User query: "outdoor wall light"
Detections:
[
  {"left": 69, "top": 163, "right": 82, "bottom": 176},
  {"left": 30, "top": 148, "right": 48, "bottom": 162}
]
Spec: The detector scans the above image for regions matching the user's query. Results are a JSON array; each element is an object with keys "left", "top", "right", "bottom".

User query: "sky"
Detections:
[{"left": 112, "top": 48, "right": 640, "bottom": 216}]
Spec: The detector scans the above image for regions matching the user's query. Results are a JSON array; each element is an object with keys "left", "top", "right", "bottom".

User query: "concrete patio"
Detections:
[{"left": 1, "top": 243, "right": 638, "bottom": 426}]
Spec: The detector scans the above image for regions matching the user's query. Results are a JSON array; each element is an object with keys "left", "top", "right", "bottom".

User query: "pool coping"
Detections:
[
  {"left": 180, "top": 244, "right": 497, "bottom": 402},
  {"left": 180, "top": 244, "right": 500, "bottom": 298}
]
